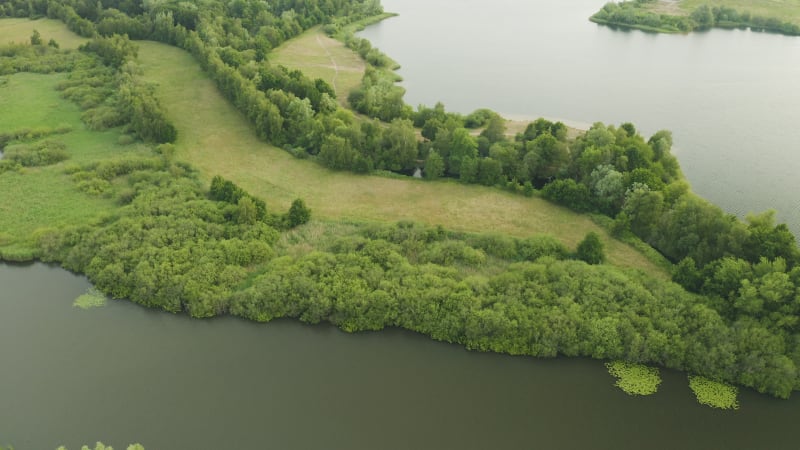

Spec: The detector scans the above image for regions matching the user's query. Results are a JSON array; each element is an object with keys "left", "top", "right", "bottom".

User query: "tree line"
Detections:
[{"left": 591, "top": 0, "right": 800, "bottom": 36}]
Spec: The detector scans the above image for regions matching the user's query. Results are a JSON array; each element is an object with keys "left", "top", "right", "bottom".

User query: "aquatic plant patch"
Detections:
[
  {"left": 72, "top": 288, "right": 107, "bottom": 309},
  {"left": 606, "top": 361, "right": 661, "bottom": 395},
  {"left": 688, "top": 375, "right": 739, "bottom": 410}
]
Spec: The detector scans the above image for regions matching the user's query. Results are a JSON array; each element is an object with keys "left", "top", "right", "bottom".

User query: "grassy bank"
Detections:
[
  {"left": 134, "top": 40, "right": 664, "bottom": 275},
  {"left": 591, "top": 0, "right": 800, "bottom": 36},
  {"left": 680, "top": 0, "right": 800, "bottom": 27},
  {"left": 269, "top": 26, "right": 366, "bottom": 105},
  {"left": 0, "top": 16, "right": 665, "bottom": 274},
  {"left": 0, "top": 72, "right": 147, "bottom": 259},
  {"left": 0, "top": 17, "right": 88, "bottom": 49}
]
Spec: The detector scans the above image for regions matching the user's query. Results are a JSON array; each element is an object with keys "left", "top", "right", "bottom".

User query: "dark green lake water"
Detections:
[
  {"left": 4, "top": 2, "right": 800, "bottom": 448},
  {"left": 359, "top": 0, "right": 800, "bottom": 235},
  {"left": 2, "top": 263, "right": 799, "bottom": 449}
]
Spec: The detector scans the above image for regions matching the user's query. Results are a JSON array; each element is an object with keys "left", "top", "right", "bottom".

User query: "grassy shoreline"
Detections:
[
  {"left": 0, "top": 17, "right": 666, "bottom": 276},
  {"left": 591, "top": 0, "right": 800, "bottom": 36},
  {"left": 1, "top": 8, "right": 798, "bottom": 404}
]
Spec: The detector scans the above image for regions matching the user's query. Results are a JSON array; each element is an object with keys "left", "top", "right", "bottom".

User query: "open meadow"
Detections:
[
  {"left": 0, "top": 72, "right": 148, "bottom": 258},
  {"left": 136, "top": 40, "right": 663, "bottom": 274},
  {"left": 0, "top": 17, "right": 665, "bottom": 274},
  {"left": 680, "top": 0, "right": 800, "bottom": 26},
  {"left": 269, "top": 26, "right": 366, "bottom": 105},
  {"left": 0, "top": 17, "right": 88, "bottom": 48}
]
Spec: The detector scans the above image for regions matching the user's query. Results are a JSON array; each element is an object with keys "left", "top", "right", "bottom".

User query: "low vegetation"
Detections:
[
  {"left": 688, "top": 375, "right": 740, "bottom": 409},
  {"left": 606, "top": 361, "right": 662, "bottom": 395},
  {"left": 57, "top": 443, "right": 144, "bottom": 450},
  {"left": 72, "top": 287, "right": 107, "bottom": 309},
  {"left": 592, "top": 0, "right": 800, "bottom": 35},
  {"left": 269, "top": 26, "right": 366, "bottom": 105},
  {"left": 1, "top": 0, "right": 800, "bottom": 403}
]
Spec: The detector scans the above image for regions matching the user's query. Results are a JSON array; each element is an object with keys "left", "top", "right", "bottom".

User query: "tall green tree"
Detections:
[
  {"left": 424, "top": 151, "right": 445, "bottom": 180},
  {"left": 576, "top": 232, "right": 605, "bottom": 264},
  {"left": 446, "top": 128, "right": 478, "bottom": 177}
]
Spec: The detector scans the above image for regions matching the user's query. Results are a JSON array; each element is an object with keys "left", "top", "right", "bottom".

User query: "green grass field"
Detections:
[
  {"left": 0, "top": 18, "right": 666, "bottom": 275},
  {"left": 135, "top": 41, "right": 664, "bottom": 274},
  {"left": 0, "top": 18, "right": 88, "bottom": 49},
  {"left": 269, "top": 26, "right": 366, "bottom": 105},
  {"left": 0, "top": 72, "right": 147, "bottom": 257},
  {"left": 680, "top": 0, "right": 800, "bottom": 26}
]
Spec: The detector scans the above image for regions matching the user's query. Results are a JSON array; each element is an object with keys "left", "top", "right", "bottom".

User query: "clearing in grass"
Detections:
[
  {"left": 270, "top": 26, "right": 366, "bottom": 105},
  {"left": 0, "top": 18, "right": 88, "bottom": 49}
]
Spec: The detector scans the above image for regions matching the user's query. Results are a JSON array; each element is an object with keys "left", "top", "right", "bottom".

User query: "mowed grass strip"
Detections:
[
  {"left": 269, "top": 26, "right": 365, "bottom": 104},
  {"left": 136, "top": 41, "right": 665, "bottom": 275},
  {"left": 680, "top": 0, "right": 800, "bottom": 26},
  {"left": 0, "top": 18, "right": 88, "bottom": 49}
]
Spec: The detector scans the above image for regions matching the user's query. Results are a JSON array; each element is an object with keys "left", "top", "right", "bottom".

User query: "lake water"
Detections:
[
  {"left": 359, "top": 0, "right": 800, "bottom": 235},
  {"left": 2, "top": 263, "right": 800, "bottom": 449},
  {"left": 4, "top": 3, "right": 800, "bottom": 448}
]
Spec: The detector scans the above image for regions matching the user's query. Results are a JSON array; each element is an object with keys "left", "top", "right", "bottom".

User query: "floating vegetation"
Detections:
[
  {"left": 72, "top": 288, "right": 107, "bottom": 310},
  {"left": 606, "top": 361, "right": 661, "bottom": 395},
  {"left": 688, "top": 376, "right": 739, "bottom": 410}
]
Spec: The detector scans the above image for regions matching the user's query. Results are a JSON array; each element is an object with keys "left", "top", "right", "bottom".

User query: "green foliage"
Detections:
[
  {"left": 542, "top": 179, "right": 592, "bottom": 212},
  {"left": 591, "top": 1, "right": 800, "bottom": 36},
  {"left": 56, "top": 444, "right": 144, "bottom": 450},
  {"left": 576, "top": 231, "right": 605, "bottom": 264},
  {"left": 73, "top": 287, "right": 107, "bottom": 309},
  {"left": 688, "top": 376, "right": 740, "bottom": 410},
  {"left": 4, "top": 0, "right": 800, "bottom": 402},
  {"left": 424, "top": 150, "right": 444, "bottom": 180},
  {"left": 348, "top": 67, "right": 409, "bottom": 121},
  {"left": 30, "top": 28, "right": 42, "bottom": 45},
  {"left": 287, "top": 198, "right": 311, "bottom": 227},
  {"left": 40, "top": 168, "right": 280, "bottom": 318},
  {"left": 606, "top": 361, "right": 662, "bottom": 395},
  {"left": 4, "top": 139, "right": 69, "bottom": 166},
  {"left": 80, "top": 35, "right": 137, "bottom": 68}
]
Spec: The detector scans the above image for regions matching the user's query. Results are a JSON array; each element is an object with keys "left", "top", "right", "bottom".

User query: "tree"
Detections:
[
  {"left": 691, "top": 4, "right": 715, "bottom": 28},
  {"left": 477, "top": 158, "right": 503, "bottom": 186},
  {"left": 459, "top": 157, "right": 479, "bottom": 183},
  {"left": 30, "top": 29, "right": 42, "bottom": 45},
  {"left": 479, "top": 113, "right": 506, "bottom": 144},
  {"left": 673, "top": 257, "right": 702, "bottom": 291},
  {"left": 524, "top": 132, "right": 570, "bottom": 183},
  {"left": 542, "top": 179, "right": 592, "bottom": 212},
  {"left": 576, "top": 232, "right": 605, "bottom": 264},
  {"left": 446, "top": 128, "right": 478, "bottom": 176},
  {"left": 744, "top": 211, "right": 798, "bottom": 264},
  {"left": 621, "top": 184, "right": 664, "bottom": 240},
  {"left": 424, "top": 151, "right": 445, "bottom": 180},
  {"left": 288, "top": 199, "right": 311, "bottom": 227},
  {"left": 237, "top": 196, "right": 258, "bottom": 225},
  {"left": 379, "top": 118, "right": 417, "bottom": 171}
]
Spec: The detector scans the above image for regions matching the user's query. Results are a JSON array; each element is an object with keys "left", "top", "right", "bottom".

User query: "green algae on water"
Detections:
[
  {"left": 606, "top": 361, "right": 661, "bottom": 396},
  {"left": 72, "top": 288, "right": 107, "bottom": 310},
  {"left": 688, "top": 376, "right": 739, "bottom": 410}
]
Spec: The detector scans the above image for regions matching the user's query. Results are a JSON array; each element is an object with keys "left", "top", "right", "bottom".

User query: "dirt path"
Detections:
[{"left": 316, "top": 33, "right": 339, "bottom": 93}]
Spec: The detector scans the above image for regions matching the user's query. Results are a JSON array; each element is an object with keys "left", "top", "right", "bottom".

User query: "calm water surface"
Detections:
[
  {"left": 360, "top": 0, "right": 800, "bottom": 235},
  {"left": 4, "top": 3, "right": 800, "bottom": 448},
  {"left": 2, "top": 263, "right": 800, "bottom": 449}
]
